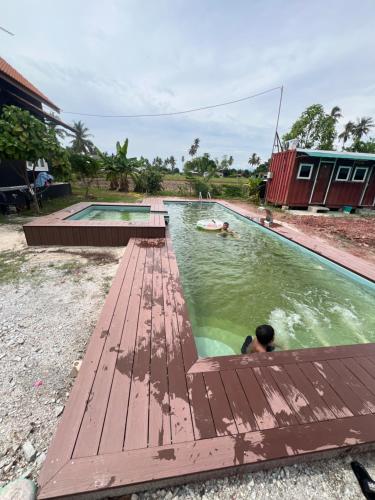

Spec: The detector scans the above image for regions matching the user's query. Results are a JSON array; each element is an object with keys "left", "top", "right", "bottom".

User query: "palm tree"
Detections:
[
  {"left": 189, "top": 138, "right": 200, "bottom": 157},
  {"left": 353, "top": 117, "right": 374, "bottom": 142},
  {"left": 67, "top": 120, "right": 95, "bottom": 154},
  {"left": 330, "top": 106, "right": 342, "bottom": 122},
  {"left": 248, "top": 153, "right": 261, "bottom": 169},
  {"left": 114, "top": 138, "right": 138, "bottom": 192},
  {"left": 169, "top": 156, "right": 176, "bottom": 169},
  {"left": 338, "top": 121, "right": 355, "bottom": 149},
  {"left": 228, "top": 155, "right": 234, "bottom": 166}
]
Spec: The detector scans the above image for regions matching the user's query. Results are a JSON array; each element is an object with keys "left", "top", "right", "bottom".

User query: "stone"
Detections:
[
  {"left": 22, "top": 441, "right": 36, "bottom": 462},
  {"left": 130, "top": 494, "right": 139, "bottom": 500},
  {"left": 35, "top": 452, "right": 46, "bottom": 468},
  {"left": 69, "top": 360, "right": 82, "bottom": 378},
  {"left": 55, "top": 405, "right": 64, "bottom": 418},
  {"left": 0, "top": 478, "right": 37, "bottom": 500}
]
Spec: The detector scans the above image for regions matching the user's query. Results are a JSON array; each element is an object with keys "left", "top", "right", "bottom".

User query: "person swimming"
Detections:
[
  {"left": 241, "top": 324, "right": 276, "bottom": 354},
  {"left": 218, "top": 222, "right": 239, "bottom": 238}
]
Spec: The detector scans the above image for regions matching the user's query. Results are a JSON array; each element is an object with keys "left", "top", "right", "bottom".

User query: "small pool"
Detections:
[
  {"left": 67, "top": 205, "right": 150, "bottom": 222},
  {"left": 166, "top": 202, "right": 375, "bottom": 357}
]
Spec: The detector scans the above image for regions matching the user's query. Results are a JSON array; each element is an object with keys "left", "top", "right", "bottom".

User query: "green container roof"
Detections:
[{"left": 296, "top": 148, "right": 375, "bottom": 162}]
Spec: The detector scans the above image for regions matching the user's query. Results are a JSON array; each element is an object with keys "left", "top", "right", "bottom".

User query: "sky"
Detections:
[{"left": 2, "top": 0, "right": 375, "bottom": 169}]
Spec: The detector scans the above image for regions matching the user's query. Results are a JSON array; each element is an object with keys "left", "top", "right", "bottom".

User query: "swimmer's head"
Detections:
[{"left": 223, "top": 222, "right": 229, "bottom": 230}]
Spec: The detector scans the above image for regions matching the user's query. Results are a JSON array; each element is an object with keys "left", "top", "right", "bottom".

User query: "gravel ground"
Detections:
[
  {"left": 0, "top": 222, "right": 122, "bottom": 487},
  {"left": 1, "top": 221, "right": 375, "bottom": 499},
  {"left": 132, "top": 451, "right": 375, "bottom": 499}
]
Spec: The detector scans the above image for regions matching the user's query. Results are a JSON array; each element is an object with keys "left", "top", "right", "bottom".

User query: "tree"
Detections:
[
  {"left": 69, "top": 153, "right": 101, "bottom": 198},
  {"left": 228, "top": 155, "right": 234, "bottom": 166},
  {"left": 184, "top": 155, "right": 217, "bottom": 178},
  {"left": 338, "top": 121, "right": 355, "bottom": 149},
  {"left": 99, "top": 152, "right": 118, "bottom": 190},
  {"left": 282, "top": 104, "right": 337, "bottom": 150},
  {"left": 67, "top": 120, "right": 95, "bottom": 154},
  {"left": 188, "top": 138, "right": 200, "bottom": 158},
  {"left": 248, "top": 153, "right": 261, "bottom": 169},
  {"left": 0, "top": 105, "right": 65, "bottom": 211},
  {"left": 353, "top": 117, "right": 374, "bottom": 142},
  {"left": 330, "top": 106, "right": 342, "bottom": 122},
  {"left": 114, "top": 138, "right": 138, "bottom": 192},
  {"left": 133, "top": 164, "right": 164, "bottom": 194},
  {"left": 152, "top": 156, "right": 163, "bottom": 169},
  {"left": 169, "top": 155, "right": 176, "bottom": 169}
]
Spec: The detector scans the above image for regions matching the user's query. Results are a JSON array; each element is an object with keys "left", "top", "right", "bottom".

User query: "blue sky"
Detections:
[{"left": 2, "top": 0, "right": 375, "bottom": 168}]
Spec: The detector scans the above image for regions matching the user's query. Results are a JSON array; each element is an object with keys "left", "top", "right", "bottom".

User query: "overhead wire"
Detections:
[{"left": 61, "top": 86, "right": 282, "bottom": 118}]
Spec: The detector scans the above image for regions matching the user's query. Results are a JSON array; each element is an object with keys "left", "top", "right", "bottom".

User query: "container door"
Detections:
[{"left": 310, "top": 162, "right": 333, "bottom": 204}]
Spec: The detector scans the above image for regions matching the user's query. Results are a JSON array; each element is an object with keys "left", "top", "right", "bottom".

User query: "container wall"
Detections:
[{"left": 266, "top": 150, "right": 296, "bottom": 205}]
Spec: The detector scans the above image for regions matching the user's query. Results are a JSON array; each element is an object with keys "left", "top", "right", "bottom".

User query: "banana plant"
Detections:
[{"left": 114, "top": 138, "right": 138, "bottom": 192}]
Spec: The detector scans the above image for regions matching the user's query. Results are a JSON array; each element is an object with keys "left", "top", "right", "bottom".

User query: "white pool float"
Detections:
[{"left": 196, "top": 218, "right": 224, "bottom": 231}]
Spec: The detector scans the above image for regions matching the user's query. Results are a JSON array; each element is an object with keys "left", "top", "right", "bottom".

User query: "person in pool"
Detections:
[
  {"left": 218, "top": 222, "right": 238, "bottom": 237},
  {"left": 241, "top": 324, "right": 276, "bottom": 354}
]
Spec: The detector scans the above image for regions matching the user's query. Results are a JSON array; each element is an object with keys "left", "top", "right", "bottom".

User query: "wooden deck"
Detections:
[
  {"left": 23, "top": 202, "right": 166, "bottom": 246},
  {"left": 38, "top": 199, "right": 375, "bottom": 499}
]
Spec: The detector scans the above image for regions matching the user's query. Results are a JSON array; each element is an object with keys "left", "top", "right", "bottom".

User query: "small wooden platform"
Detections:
[
  {"left": 38, "top": 232, "right": 375, "bottom": 498},
  {"left": 23, "top": 202, "right": 166, "bottom": 246}
]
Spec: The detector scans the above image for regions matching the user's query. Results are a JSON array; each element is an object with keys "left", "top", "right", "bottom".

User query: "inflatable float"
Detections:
[{"left": 196, "top": 218, "right": 224, "bottom": 231}]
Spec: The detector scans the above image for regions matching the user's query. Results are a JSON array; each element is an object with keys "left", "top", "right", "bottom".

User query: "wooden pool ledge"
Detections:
[{"left": 38, "top": 199, "right": 375, "bottom": 499}]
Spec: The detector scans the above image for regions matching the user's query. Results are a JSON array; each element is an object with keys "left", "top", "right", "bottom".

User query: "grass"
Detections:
[{"left": 0, "top": 250, "right": 27, "bottom": 284}]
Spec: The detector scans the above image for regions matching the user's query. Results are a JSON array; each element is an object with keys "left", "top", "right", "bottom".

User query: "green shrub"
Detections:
[
  {"left": 190, "top": 178, "right": 211, "bottom": 197},
  {"left": 221, "top": 184, "right": 245, "bottom": 198},
  {"left": 133, "top": 167, "right": 163, "bottom": 194},
  {"left": 247, "top": 177, "right": 262, "bottom": 202}
]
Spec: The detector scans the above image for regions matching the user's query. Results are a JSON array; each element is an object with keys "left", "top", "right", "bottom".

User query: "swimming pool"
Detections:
[
  {"left": 67, "top": 204, "right": 150, "bottom": 222},
  {"left": 166, "top": 201, "right": 375, "bottom": 357}
]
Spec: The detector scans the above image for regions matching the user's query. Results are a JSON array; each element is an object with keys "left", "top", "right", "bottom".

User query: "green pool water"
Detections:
[
  {"left": 166, "top": 202, "right": 375, "bottom": 357},
  {"left": 67, "top": 205, "right": 150, "bottom": 222}
]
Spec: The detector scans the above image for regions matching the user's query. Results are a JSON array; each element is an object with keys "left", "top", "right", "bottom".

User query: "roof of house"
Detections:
[
  {"left": 0, "top": 57, "right": 59, "bottom": 111},
  {"left": 296, "top": 148, "right": 375, "bottom": 162}
]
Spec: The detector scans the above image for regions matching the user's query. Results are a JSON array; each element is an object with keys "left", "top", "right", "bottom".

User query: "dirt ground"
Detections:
[{"left": 0, "top": 220, "right": 123, "bottom": 486}]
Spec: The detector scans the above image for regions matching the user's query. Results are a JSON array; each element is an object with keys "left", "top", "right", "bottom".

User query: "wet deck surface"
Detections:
[{"left": 38, "top": 199, "right": 375, "bottom": 499}]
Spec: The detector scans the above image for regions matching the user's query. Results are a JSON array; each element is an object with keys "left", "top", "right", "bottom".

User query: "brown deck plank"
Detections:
[
  {"left": 299, "top": 362, "right": 353, "bottom": 418},
  {"left": 124, "top": 246, "right": 154, "bottom": 450},
  {"left": 165, "top": 234, "right": 198, "bottom": 371},
  {"left": 342, "top": 358, "right": 375, "bottom": 398},
  {"left": 313, "top": 361, "right": 371, "bottom": 416},
  {"left": 268, "top": 365, "right": 316, "bottom": 424},
  {"left": 77, "top": 242, "right": 143, "bottom": 457},
  {"left": 203, "top": 371, "right": 237, "bottom": 436},
  {"left": 188, "top": 343, "right": 375, "bottom": 373},
  {"left": 40, "top": 413, "right": 375, "bottom": 499},
  {"left": 284, "top": 364, "right": 335, "bottom": 421},
  {"left": 357, "top": 357, "right": 375, "bottom": 380},
  {"left": 161, "top": 243, "right": 194, "bottom": 443},
  {"left": 38, "top": 240, "right": 135, "bottom": 487},
  {"left": 186, "top": 373, "right": 216, "bottom": 440},
  {"left": 236, "top": 368, "right": 278, "bottom": 430},
  {"left": 221, "top": 370, "right": 258, "bottom": 433},
  {"left": 253, "top": 366, "right": 298, "bottom": 427},
  {"left": 148, "top": 246, "right": 172, "bottom": 447},
  {"left": 327, "top": 359, "right": 375, "bottom": 413}
]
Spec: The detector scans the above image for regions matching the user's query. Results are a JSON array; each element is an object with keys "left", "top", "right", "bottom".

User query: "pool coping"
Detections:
[{"left": 23, "top": 201, "right": 167, "bottom": 246}]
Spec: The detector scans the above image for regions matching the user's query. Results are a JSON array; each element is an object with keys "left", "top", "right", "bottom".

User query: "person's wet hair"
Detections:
[
  {"left": 255, "top": 324, "right": 274, "bottom": 346},
  {"left": 223, "top": 222, "right": 229, "bottom": 226}
]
